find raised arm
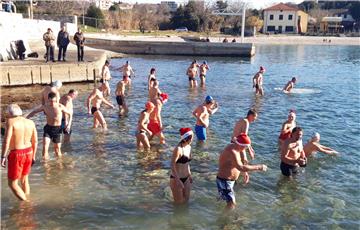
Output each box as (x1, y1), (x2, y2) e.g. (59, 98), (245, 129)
(26, 106), (44, 119)
(209, 103), (219, 115)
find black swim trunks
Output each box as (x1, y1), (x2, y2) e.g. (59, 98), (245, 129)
(255, 84), (259, 90)
(189, 77), (196, 81)
(116, 95), (125, 106)
(91, 107), (98, 115)
(43, 124), (62, 143)
(200, 74), (206, 78)
(280, 162), (298, 177)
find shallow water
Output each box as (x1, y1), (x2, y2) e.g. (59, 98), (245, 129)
(1, 45), (360, 229)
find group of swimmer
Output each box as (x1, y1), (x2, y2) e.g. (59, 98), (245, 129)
(1, 60), (338, 211)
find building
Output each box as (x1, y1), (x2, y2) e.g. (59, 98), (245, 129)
(94, 0), (112, 10)
(160, 1), (178, 12)
(335, 10), (355, 32)
(263, 3), (308, 34)
(320, 17), (342, 33)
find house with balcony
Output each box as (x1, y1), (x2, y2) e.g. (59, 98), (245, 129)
(263, 3), (308, 34)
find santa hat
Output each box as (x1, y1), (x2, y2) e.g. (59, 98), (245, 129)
(234, 133), (251, 147)
(160, 93), (168, 104)
(179, 127), (193, 141)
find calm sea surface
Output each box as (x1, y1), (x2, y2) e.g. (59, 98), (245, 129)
(1, 45), (360, 229)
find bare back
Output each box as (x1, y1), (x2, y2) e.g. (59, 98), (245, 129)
(115, 80), (126, 96)
(60, 95), (73, 122)
(231, 118), (249, 140)
(149, 87), (160, 103)
(217, 144), (242, 180)
(6, 117), (35, 150)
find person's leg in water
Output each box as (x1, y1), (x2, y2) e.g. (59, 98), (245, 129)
(8, 179), (27, 201)
(54, 142), (62, 158)
(20, 175), (30, 197)
(42, 136), (51, 160)
(94, 111), (107, 130)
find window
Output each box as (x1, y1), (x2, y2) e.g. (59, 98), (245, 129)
(270, 15), (274, 20)
(267, 26), (275, 31)
(288, 15), (293, 20)
(279, 15), (283, 20)
(285, 26), (294, 32)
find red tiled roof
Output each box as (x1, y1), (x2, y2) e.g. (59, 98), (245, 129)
(264, 3), (298, 11)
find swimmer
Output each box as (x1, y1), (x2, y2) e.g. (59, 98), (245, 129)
(148, 93), (168, 144)
(1, 104), (37, 201)
(304, 132), (338, 157)
(27, 92), (71, 160)
(231, 109), (258, 165)
(136, 101), (155, 150)
(59, 89), (78, 143)
(87, 84), (115, 130)
(100, 60), (111, 97)
(148, 68), (156, 91)
(192, 95), (219, 142)
(148, 79), (162, 104)
(187, 61), (199, 87)
(279, 110), (297, 148)
(217, 133), (267, 210)
(41, 80), (62, 105)
(115, 76), (130, 116)
(283, 77), (297, 93)
(170, 127), (193, 204)
(253, 66), (265, 96)
(117, 60), (135, 86)
(280, 127), (307, 177)
(199, 61), (210, 86)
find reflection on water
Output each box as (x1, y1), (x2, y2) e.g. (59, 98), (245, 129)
(1, 45), (360, 229)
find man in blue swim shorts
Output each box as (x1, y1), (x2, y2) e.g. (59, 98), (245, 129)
(217, 133), (267, 210)
(192, 95), (219, 142)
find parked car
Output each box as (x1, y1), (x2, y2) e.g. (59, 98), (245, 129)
(175, 27), (188, 32)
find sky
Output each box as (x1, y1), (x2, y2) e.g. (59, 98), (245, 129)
(122, 0), (304, 9)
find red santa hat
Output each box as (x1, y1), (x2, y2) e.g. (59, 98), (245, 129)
(179, 127), (193, 141)
(234, 133), (251, 147)
(160, 93), (168, 104)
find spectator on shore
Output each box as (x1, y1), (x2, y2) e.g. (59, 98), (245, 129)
(57, 25), (70, 62)
(74, 28), (85, 62)
(232, 38), (236, 43)
(222, 38), (228, 43)
(43, 28), (56, 63)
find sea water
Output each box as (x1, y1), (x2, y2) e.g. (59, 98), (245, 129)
(1, 45), (360, 229)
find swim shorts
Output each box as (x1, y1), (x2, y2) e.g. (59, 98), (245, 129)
(91, 107), (98, 115)
(61, 119), (72, 135)
(148, 119), (161, 135)
(255, 84), (259, 89)
(43, 124), (62, 143)
(200, 74), (206, 79)
(116, 95), (125, 106)
(189, 77), (196, 81)
(216, 176), (236, 203)
(195, 125), (206, 141)
(280, 161), (298, 177)
(7, 147), (33, 180)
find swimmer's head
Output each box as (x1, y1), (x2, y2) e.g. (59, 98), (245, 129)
(288, 110), (296, 121)
(126, 60), (130, 65)
(68, 89), (78, 99)
(259, 66), (266, 73)
(179, 127), (193, 143)
(291, 127), (303, 140)
(203, 61), (207, 65)
(291, 77), (297, 83)
(150, 68), (156, 74)
(105, 60), (110, 66)
(234, 133), (251, 149)
(52, 80), (62, 89)
(247, 109), (258, 122)
(159, 93), (168, 104)
(205, 95), (214, 104)
(48, 92), (57, 104)
(312, 132), (320, 142)
(7, 104), (22, 117)
(145, 101), (155, 112)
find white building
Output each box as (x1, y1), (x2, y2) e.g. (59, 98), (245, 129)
(94, 0), (112, 10)
(160, 1), (178, 12)
(263, 3), (308, 34)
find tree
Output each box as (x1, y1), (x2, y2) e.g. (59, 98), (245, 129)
(246, 15), (263, 31)
(86, 4), (105, 28)
(216, 1), (228, 10)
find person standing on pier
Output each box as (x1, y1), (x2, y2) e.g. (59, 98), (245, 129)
(27, 92), (71, 160)
(100, 60), (112, 97)
(43, 28), (56, 63)
(253, 66), (265, 96)
(199, 61), (210, 86)
(59, 89), (78, 143)
(74, 28), (85, 62)
(1, 104), (37, 201)
(115, 76), (130, 116)
(57, 25), (70, 62)
(192, 95), (219, 142)
(117, 61), (135, 86)
(87, 84), (115, 130)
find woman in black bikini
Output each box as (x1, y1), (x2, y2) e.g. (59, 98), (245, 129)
(170, 127), (193, 204)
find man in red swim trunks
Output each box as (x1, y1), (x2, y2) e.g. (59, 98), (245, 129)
(148, 93), (168, 144)
(1, 104), (38, 201)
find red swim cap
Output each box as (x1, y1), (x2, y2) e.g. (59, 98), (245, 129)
(145, 101), (155, 110)
(234, 133), (251, 147)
